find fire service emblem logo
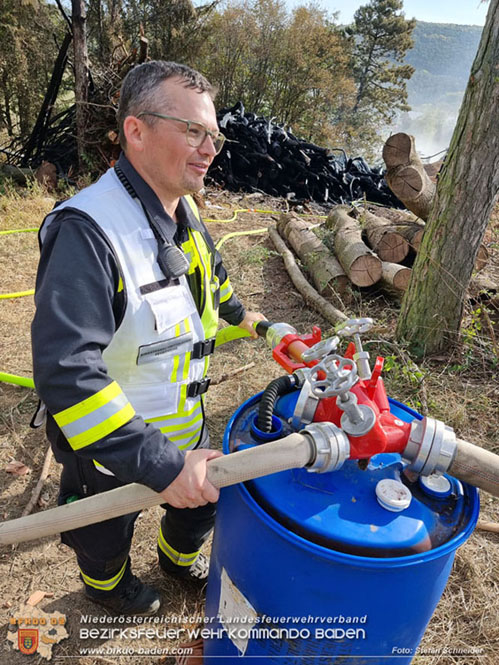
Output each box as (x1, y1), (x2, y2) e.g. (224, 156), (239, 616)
(18, 628), (39, 655)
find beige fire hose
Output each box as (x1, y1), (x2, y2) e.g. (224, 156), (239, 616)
(0, 432), (313, 547)
(0, 431), (498, 547)
(449, 439), (499, 497)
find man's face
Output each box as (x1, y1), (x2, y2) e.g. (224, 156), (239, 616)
(137, 78), (219, 204)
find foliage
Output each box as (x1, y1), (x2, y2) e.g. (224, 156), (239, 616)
(197, 0), (355, 146)
(0, 0), (65, 138)
(343, 0), (416, 157)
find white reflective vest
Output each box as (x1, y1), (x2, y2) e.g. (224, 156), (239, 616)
(41, 168), (218, 470)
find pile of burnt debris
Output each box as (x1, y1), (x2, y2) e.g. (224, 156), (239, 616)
(3, 91), (401, 209)
(209, 102), (403, 207)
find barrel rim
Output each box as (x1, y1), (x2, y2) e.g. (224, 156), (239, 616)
(223, 392), (480, 569)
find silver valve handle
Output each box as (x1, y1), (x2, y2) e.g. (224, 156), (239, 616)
(335, 317), (374, 337)
(301, 335), (340, 363)
(309, 353), (376, 438)
(309, 354), (358, 398)
(335, 317), (373, 380)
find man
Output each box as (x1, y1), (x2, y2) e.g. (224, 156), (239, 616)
(31, 61), (265, 616)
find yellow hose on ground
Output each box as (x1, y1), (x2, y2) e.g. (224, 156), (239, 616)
(0, 289), (35, 300)
(0, 228), (38, 236)
(0, 372), (35, 389)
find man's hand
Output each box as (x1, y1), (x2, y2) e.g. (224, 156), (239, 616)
(238, 311), (267, 339)
(159, 448), (223, 509)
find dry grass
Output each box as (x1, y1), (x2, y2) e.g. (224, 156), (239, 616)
(0, 184), (497, 664)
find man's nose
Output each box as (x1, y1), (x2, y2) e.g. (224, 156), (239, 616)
(199, 134), (217, 157)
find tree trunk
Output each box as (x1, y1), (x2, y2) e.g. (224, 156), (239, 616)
(355, 207), (409, 262)
(383, 133), (436, 220)
(326, 207), (382, 287)
(72, 0), (89, 172)
(396, 0), (499, 356)
(277, 212), (350, 301)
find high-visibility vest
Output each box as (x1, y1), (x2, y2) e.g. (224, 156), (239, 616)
(40, 167), (221, 472)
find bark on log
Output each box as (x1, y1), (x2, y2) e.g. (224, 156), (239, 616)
(380, 262), (412, 293)
(277, 212), (350, 302)
(268, 226), (348, 325)
(383, 133), (436, 220)
(326, 207), (382, 287)
(391, 221), (426, 252)
(355, 208), (409, 262)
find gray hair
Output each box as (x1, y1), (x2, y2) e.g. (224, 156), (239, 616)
(117, 61), (214, 150)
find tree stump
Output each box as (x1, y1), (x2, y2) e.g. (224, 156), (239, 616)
(326, 207), (382, 287)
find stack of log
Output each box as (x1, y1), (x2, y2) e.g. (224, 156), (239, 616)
(274, 203), (425, 306)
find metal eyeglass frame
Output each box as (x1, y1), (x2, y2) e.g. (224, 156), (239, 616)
(136, 111), (226, 154)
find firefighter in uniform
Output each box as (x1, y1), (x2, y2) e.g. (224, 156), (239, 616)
(31, 61), (265, 615)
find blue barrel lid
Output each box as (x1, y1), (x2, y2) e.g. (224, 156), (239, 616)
(225, 393), (472, 558)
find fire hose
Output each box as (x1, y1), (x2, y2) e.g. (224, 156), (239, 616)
(0, 428), (498, 546)
(0, 318), (498, 547)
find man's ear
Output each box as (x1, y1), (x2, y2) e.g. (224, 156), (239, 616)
(123, 116), (146, 152)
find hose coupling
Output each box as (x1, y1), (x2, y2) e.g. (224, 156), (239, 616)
(265, 322), (298, 350)
(303, 422), (350, 474)
(403, 417), (457, 477)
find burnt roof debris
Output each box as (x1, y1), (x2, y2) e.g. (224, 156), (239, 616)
(209, 102), (403, 208)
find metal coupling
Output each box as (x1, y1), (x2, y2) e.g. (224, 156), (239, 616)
(265, 322), (298, 350)
(291, 374), (319, 428)
(402, 417), (457, 476)
(302, 422), (350, 474)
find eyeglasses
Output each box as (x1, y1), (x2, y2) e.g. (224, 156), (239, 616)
(137, 112), (226, 154)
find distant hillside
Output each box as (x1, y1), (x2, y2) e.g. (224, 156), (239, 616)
(392, 21), (483, 157)
(405, 21), (483, 106)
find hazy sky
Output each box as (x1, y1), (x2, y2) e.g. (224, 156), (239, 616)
(286, 0), (489, 26)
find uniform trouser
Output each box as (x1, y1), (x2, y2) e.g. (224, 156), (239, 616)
(51, 428), (216, 593)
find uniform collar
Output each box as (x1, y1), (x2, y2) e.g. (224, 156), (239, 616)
(115, 153), (200, 242)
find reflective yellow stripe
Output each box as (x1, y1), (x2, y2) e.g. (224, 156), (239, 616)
(177, 425), (203, 449)
(159, 413), (202, 434)
(54, 381), (122, 428)
(158, 529), (199, 567)
(144, 399), (201, 423)
(68, 403), (135, 450)
(80, 558), (128, 591)
(219, 276), (233, 303)
(170, 322), (182, 383)
(184, 195), (201, 222)
(117, 276), (124, 293)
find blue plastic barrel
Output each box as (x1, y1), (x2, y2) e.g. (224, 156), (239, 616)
(204, 393), (479, 664)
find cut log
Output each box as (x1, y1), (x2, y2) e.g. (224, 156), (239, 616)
(277, 212), (350, 301)
(355, 208), (409, 263)
(0, 164), (33, 185)
(383, 133), (436, 221)
(391, 221), (426, 252)
(326, 207), (382, 287)
(475, 244), (489, 272)
(268, 226), (348, 325)
(380, 262), (412, 293)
